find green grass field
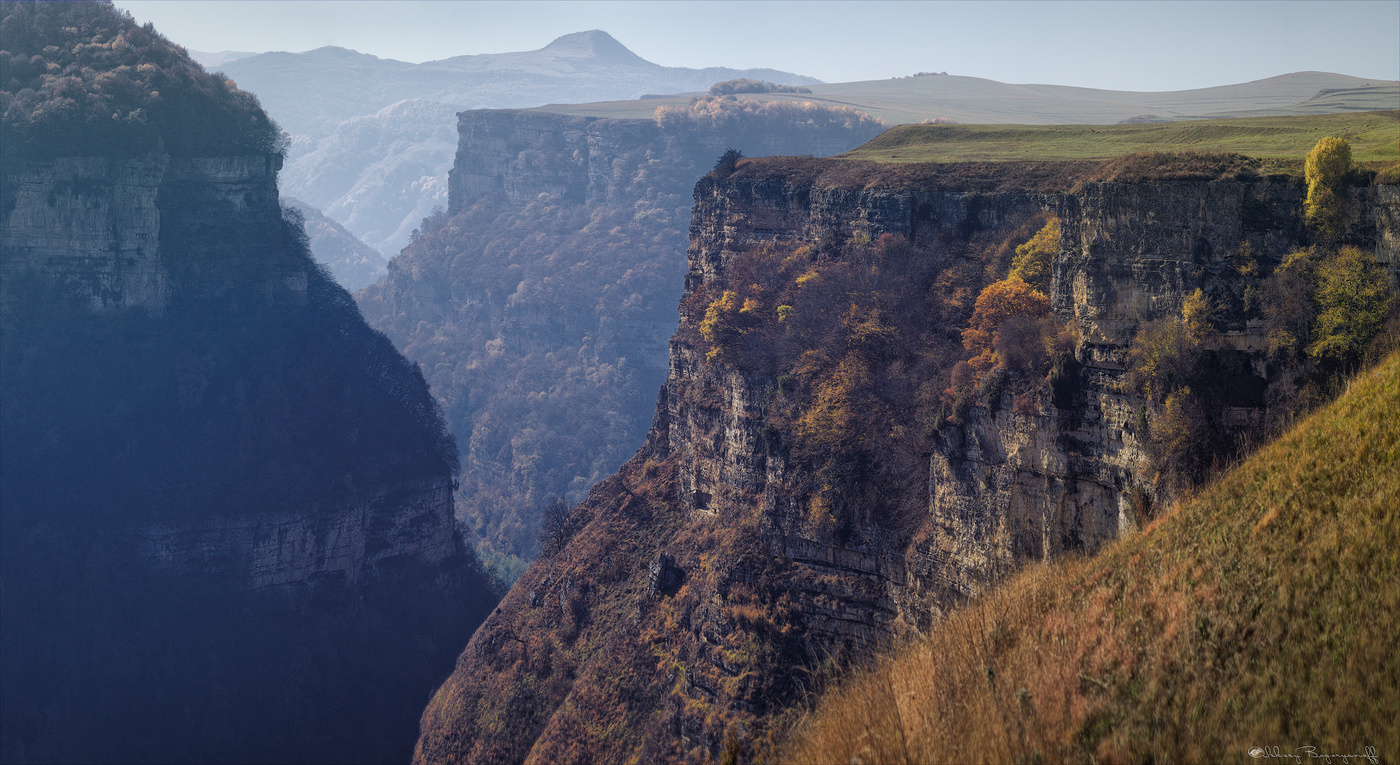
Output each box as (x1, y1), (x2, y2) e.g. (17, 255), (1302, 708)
(837, 111), (1400, 170)
(534, 71), (1399, 127)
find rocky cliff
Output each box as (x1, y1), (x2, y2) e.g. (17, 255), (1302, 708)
(359, 103), (886, 580)
(0, 144), (494, 765)
(1, 149), (465, 590)
(449, 108), (871, 209)
(415, 154), (1398, 762)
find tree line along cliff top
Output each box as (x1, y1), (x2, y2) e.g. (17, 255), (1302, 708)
(0, 0), (283, 162)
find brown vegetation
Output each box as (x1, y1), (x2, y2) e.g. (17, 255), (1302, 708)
(1086, 151), (1262, 183)
(731, 155), (1103, 193)
(707, 78), (812, 96)
(655, 95), (885, 138)
(783, 351), (1400, 764)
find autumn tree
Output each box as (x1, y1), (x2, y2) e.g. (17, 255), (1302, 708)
(1308, 246), (1395, 369)
(1125, 318), (1199, 404)
(536, 497), (571, 556)
(1304, 137), (1352, 242)
(1182, 287), (1214, 340)
(962, 274), (1052, 375)
(1149, 386), (1211, 494)
(1009, 217), (1060, 293)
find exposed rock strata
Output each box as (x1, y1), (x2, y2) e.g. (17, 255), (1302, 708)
(361, 108), (884, 574)
(416, 160), (1398, 762)
(449, 109), (870, 209)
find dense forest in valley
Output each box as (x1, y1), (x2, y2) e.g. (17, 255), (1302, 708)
(1, 4), (497, 762)
(358, 98), (886, 581)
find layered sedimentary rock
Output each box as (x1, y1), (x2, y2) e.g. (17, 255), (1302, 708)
(449, 109), (870, 209)
(416, 155), (1398, 762)
(360, 107), (885, 576)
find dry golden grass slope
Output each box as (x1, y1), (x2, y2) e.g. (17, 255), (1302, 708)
(784, 353), (1400, 764)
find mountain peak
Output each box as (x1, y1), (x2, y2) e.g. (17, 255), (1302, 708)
(539, 30), (645, 64)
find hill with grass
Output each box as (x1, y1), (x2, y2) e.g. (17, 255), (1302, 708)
(219, 31), (818, 257)
(838, 110), (1400, 172)
(784, 350), (1400, 763)
(532, 71), (1399, 125)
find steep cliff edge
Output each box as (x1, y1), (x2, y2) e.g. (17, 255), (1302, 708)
(416, 153), (1397, 762)
(359, 102), (885, 580)
(1, 4), (494, 762)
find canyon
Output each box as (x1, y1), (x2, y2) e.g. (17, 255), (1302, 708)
(415, 149), (1398, 761)
(358, 102), (886, 579)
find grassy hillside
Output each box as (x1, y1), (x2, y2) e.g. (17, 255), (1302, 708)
(783, 352), (1400, 763)
(840, 111), (1400, 170)
(534, 71), (1399, 126)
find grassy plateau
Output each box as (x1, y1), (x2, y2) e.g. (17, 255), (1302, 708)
(534, 71), (1398, 127)
(837, 111), (1400, 171)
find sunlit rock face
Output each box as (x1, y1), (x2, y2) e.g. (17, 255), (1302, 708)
(415, 152), (1397, 763)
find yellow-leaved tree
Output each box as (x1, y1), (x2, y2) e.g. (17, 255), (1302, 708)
(1009, 217), (1059, 293)
(1304, 136), (1352, 242)
(1308, 246), (1395, 369)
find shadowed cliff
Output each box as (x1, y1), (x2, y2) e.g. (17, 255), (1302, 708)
(0, 3), (497, 761)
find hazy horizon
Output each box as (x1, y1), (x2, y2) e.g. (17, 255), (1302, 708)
(116, 1), (1400, 92)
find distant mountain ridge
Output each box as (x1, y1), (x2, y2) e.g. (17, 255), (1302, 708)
(220, 30), (820, 260)
(188, 49), (257, 68)
(539, 70), (1400, 125)
(218, 30), (821, 138)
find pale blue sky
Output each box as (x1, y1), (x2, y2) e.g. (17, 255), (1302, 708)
(116, 1), (1400, 91)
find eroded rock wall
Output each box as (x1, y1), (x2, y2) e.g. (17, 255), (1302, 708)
(415, 164), (1399, 763)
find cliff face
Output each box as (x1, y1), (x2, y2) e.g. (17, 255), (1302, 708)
(360, 105), (886, 579)
(416, 157), (1398, 762)
(450, 109), (867, 209)
(1, 149), (489, 765)
(2, 150), (463, 591)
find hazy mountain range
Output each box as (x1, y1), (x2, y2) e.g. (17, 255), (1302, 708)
(206, 31), (821, 138)
(194, 33), (1396, 277)
(192, 31), (817, 260)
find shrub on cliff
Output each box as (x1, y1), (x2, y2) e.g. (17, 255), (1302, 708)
(961, 274), (1052, 376)
(1264, 245), (1397, 379)
(1125, 317), (1200, 404)
(1304, 136), (1352, 242)
(1309, 247), (1391, 366)
(1008, 216), (1059, 293)
(713, 146), (744, 177)
(0, 1), (282, 161)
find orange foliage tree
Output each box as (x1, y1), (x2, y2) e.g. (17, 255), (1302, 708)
(961, 274), (1052, 375)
